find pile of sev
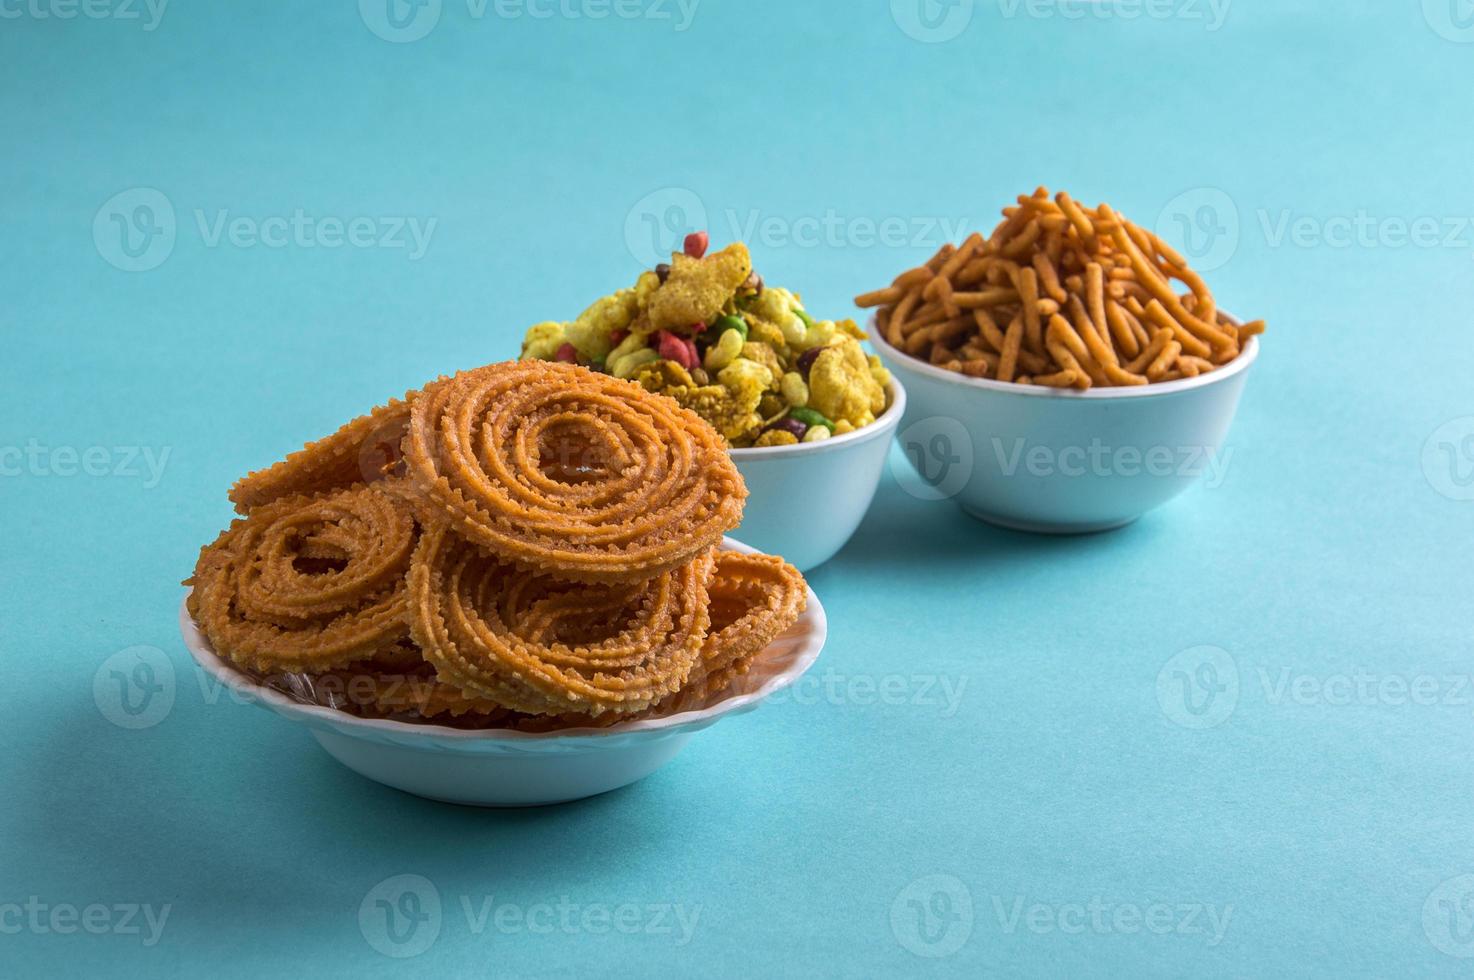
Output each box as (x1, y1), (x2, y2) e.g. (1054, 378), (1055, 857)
(857, 188), (1265, 389)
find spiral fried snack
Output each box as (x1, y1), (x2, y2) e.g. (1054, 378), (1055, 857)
(229, 398), (412, 512)
(680, 552), (807, 701)
(188, 483), (417, 673)
(293, 666), (603, 732)
(403, 360), (746, 584)
(408, 521), (713, 716)
(352, 669), (618, 731)
(359, 669), (511, 720)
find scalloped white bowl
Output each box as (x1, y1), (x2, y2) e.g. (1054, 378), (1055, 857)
(180, 538), (825, 807)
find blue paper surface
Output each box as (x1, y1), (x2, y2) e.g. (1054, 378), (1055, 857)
(2, 1), (1473, 976)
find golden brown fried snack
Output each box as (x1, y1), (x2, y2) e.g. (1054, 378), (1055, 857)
(408, 521), (713, 717)
(678, 551), (807, 702)
(358, 669), (509, 719)
(318, 550), (806, 726)
(647, 242), (752, 333)
(188, 482), (418, 673)
(223, 547), (809, 730)
(858, 189), (1265, 388)
(402, 360), (745, 584)
(321, 666), (617, 730)
(229, 398), (412, 512)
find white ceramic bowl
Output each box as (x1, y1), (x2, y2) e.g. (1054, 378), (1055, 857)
(871, 317), (1259, 533)
(728, 376), (905, 571)
(179, 539), (825, 807)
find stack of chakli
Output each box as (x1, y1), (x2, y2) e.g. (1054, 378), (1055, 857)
(187, 360), (807, 731)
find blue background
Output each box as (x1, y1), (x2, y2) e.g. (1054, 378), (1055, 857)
(3, 1), (1473, 976)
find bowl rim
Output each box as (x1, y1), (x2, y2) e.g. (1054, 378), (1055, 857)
(726, 374), (906, 461)
(179, 537), (826, 743)
(869, 312), (1258, 401)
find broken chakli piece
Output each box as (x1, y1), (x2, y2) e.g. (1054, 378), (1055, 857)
(187, 360), (807, 731)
